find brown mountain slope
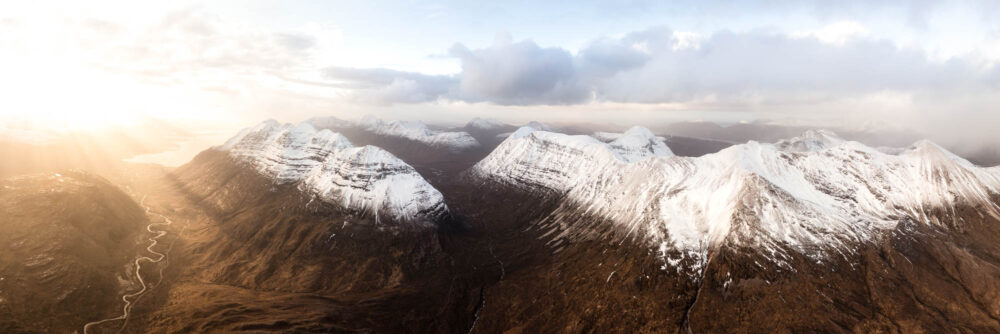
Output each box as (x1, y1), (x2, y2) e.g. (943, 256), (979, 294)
(0, 171), (146, 334)
(120, 150), (481, 333)
(449, 176), (1000, 333)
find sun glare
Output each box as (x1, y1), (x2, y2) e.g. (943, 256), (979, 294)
(1, 24), (142, 131)
(0, 5), (218, 133)
(1, 66), (147, 131)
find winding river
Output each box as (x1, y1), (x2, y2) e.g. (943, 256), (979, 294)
(82, 195), (175, 334)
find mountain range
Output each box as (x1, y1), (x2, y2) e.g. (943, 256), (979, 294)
(2, 116), (1000, 332)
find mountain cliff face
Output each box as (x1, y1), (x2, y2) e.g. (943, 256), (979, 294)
(216, 120), (449, 224)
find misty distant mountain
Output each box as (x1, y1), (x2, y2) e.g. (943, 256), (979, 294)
(659, 121), (914, 146)
(461, 117), (518, 149)
(659, 121), (1000, 167)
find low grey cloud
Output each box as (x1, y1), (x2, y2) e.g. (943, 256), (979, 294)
(448, 36), (587, 105)
(576, 37), (650, 78)
(322, 67), (457, 104)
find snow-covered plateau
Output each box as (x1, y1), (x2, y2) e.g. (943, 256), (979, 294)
(217, 120), (449, 224)
(470, 125), (1000, 266)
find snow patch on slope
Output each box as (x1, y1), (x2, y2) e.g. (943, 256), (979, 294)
(218, 120), (449, 224)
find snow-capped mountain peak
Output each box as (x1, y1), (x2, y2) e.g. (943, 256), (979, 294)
(508, 125), (542, 139)
(217, 120), (449, 224)
(904, 139), (969, 164)
(471, 125), (673, 193)
(607, 126), (674, 162)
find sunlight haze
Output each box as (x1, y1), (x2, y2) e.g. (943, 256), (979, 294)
(2, 0), (999, 152)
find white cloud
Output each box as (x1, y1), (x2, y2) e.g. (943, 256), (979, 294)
(973, 38), (1000, 69)
(671, 31), (705, 50)
(792, 21), (869, 45)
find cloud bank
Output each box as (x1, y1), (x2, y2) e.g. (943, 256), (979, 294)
(324, 27), (997, 109)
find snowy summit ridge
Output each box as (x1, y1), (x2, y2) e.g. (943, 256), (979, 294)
(472, 124), (673, 192)
(471, 127), (1000, 266)
(218, 120), (449, 224)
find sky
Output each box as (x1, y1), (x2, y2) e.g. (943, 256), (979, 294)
(1, 0), (999, 146)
